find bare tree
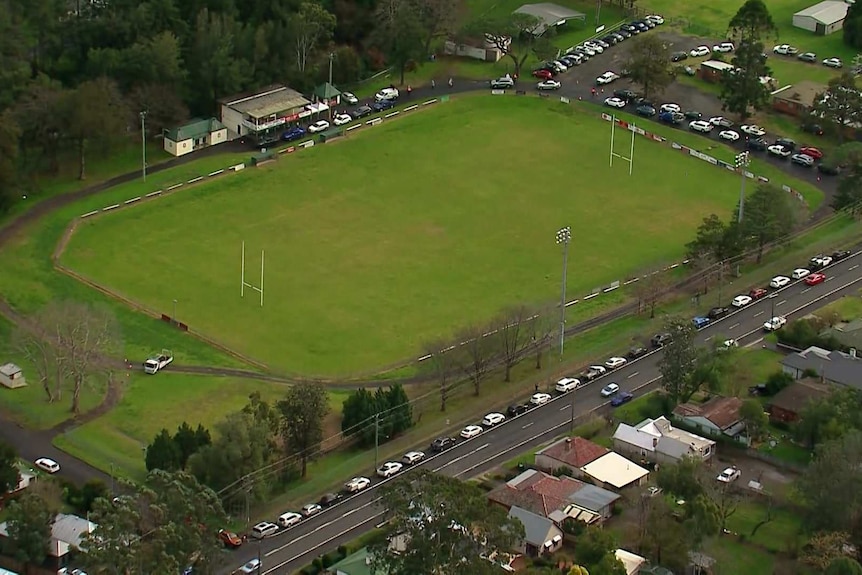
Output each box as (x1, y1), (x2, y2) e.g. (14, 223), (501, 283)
(12, 325), (62, 402)
(634, 269), (671, 318)
(495, 305), (531, 382)
(454, 325), (498, 396)
(523, 308), (553, 370)
(422, 338), (458, 412)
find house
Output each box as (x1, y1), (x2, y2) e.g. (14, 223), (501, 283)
(781, 345), (862, 389)
(218, 84), (313, 145)
(508, 506), (563, 557)
(0, 364), (25, 389)
(0, 513), (95, 573)
(698, 60), (734, 83)
(615, 549), (647, 575)
(768, 379), (831, 423)
(535, 436), (609, 479)
(162, 118), (228, 157)
(580, 452), (650, 490)
(326, 547), (386, 575)
(793, 1), (849, 35)
(613, 417), (716, 465)
(514, 3), (586, 35)
(772, 81), (827, 116)
(673, 396), (747, 443)
(824, 318), (862, 350)
(443, 36), (508, 62)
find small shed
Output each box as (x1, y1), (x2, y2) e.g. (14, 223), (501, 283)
(772, 80), (827, 116)
(163, 118), (228, 157)
(313, 83), (342, 107)
(698, 60), (734, 83)
(514, 3), (585, 35)
(0, 363), (26, 389)
(793, 1), (849, 35)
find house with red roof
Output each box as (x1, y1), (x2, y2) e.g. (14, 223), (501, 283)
(534, 436), (609, 480)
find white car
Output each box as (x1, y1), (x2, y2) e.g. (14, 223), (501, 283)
(460, 425), (484, 439)
(481, 412), (506, 426)
(239, 559), (262, 574)
(376, 461), (404, 478)
(35, 458), (60, 473)
(719, 130), (739, 141)
(531, 392), (552, 406)
(605, 357), (628, 369)
(589, 365), (607, 376)
(823, 57), (843, 68)
(577, 44), (597, 56)
(722, 339), (738, 349)
(251, 522), (278, 539)
(645, 14), (664, 24)
(689, 120), (713, 133)
(374, 87), (399, 101)
(555, 377), (580, 393)
(709, 116), (733, 127)
(690, 46), (710, 57)
(763, 316), (787, 331)
(770, 275), (791, 288)
(791, 153), (814, 167)
(537, 79), (561, 91)
(767, 144), (792, 158)
(278, 511), (303, 527)
(792, 268), (811, 279)
(740, 124), (766, 136)
(716, 467), (741, 483)
(402, 451), (425, 465)
(773, 44), (798, 55)
(660, 103), (681, 113)
(344, 477), (371, 493)
(596, 71), (620, 85)
(600, 383), (620, 397)
(341, 92), (359, 104)
(732, 295), (752, 307)
(811, 255), (833, 268)
(308, 120), (330, 133)
(604, 97), (626, 108)
(552, 60), (569, 71)
(582, 43), (602, 54)
(713, 42), (735, 53)
(301, 503), (322, 517)
(332, 113), (352, 126)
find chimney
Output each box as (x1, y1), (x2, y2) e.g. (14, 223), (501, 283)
(851, 348), (857, 359)
(565, 438), (572, 451)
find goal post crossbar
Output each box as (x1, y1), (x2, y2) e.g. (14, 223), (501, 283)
(241, 241), (265, 307)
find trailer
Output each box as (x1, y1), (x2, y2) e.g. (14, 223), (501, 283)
(143, 349), (173, 374)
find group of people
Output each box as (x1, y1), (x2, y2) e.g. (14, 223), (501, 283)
(429, 78), (454, 89)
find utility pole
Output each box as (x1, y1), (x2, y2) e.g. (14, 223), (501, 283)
(735, 151), (750, 224)
(328, 52), (335, 121)
(717, 262), (723, 306)
(595, 0), (601, 27)
(140, 110), (148, 182)
(556, 227), (572, 361)
(374, 413), (380, 470)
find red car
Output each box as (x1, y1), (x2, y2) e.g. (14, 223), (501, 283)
(218, 529), (243, 548)
(533, 69), (554, 80)
(749, 287), (768, 299)
(800, 147), (823, 159)
(805, 272), (826, 285)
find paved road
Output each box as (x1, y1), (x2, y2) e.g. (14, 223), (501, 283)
(220, 251), (862, 574)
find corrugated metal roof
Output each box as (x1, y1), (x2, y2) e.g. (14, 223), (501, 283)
(795, 0), (849, 25)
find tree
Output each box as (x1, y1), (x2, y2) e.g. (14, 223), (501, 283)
(634, 269), (671, 319)
(289, 2), (336, 74)
(832, 143), (862, 215)
(573, 525), (618, 567)
(633, 496), (692, 573)
(385, 383), (413, 436)
(0, 112), (19, 214)
(811, 73), (862, 143)
(803, 531), (855, 571)
(845, 1), (862, 49)
(0, 441), (19, 494)
(82, 470), (227, 575)
(476, 12), (544, 79)
(524, 309), (553, 370)
(454, 325), (498, 396)
(373, 0), (426, 85)
(827, 557), (862, 575)
(495, 305), (530, 382)
(341, 388), (377, 445)
(145, 428), (182, 472)
(719, 40), (771, 120)
(685, 214), (744, 266)
(739, 398), (768, 440)
(568, 567), (590, 575)
(370, 470), (523, 575)
(795, 388), (861, 449)
(656, 456), (704, 501)
(422, 338), (458, 411)
(3, 493), (54, 566)
(658, 318), (699, 405)
(589, 554), (626, 575)
(279, 382), (329, 478)
(727, 0), (777, 43)
(737, 183), (799, 262)
(417, 0), (464, 54)
(172, 422), (210, 469)
(626, 35), (674, 100)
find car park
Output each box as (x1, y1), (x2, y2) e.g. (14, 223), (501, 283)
(481, 412), (506, 426)
(490, 75), (515, 89)
(278, 511), (303, 527)
(684, 110), (702, 120)
(823, 57), (843, 68)
(645, 14), (664, 24)
(747, 137), (768, 151)
(611, 391), (634, 406)
(531, 392), (552, 406)
(600, 383), (620, 397)
(749, 288), (768, 299)
(713, 42), (734, 53)
(555, 377), (581, 393)
(719, 130), (739, 141)
(239, 559), (263, 574)
(308, 120), (330, 133)
(552, 59), (569, 70)
(537, 79), (561, 90)
(659, 111), (684, 124)
(614, 89), (638, 101)
(375, 87), (399, 101)
(773, 44), (798, 55)
(708, 307), (729, 319)
(430, 436), (456, 452)
(628, 346), (648, 359)
(800, 147), (823, 159)
(716, 467), (741, 483)
(636, 104), (656, 116)
(605, 97), (626, 108)
(709, 116), (734, 127)
(344, 477), (371, 493)
(671, 51), (688, 62)
(692, 316), (711, 329)
(333, 113), (352, 126)
(342, 92), (358, 105)
(767, 144), (791, 158)
(770, 275), (791, 288)
(805, 272), (826, 285)
(35, 457), (60, 473)
(300, 504), (322, 517)
(763, 316), (787, 331)
(251, 522), (279, 539)
(776, 137), (796, 151)
(596, 71), (620, 85)
(732, 295), (752, 307)
(791, 153), (814, 167)
(319, 492), (344, 507)
(533, 69), (554, 80)
(651, 333), (672, 347)
(741, 124), (766, 136)
(798, 52), (817, 62)
(791, 268), (811, 279)
(351, 105), (372, 119)
(605, 357), (628, 369)
(689, 46), (710, 57)
(282, 126), (306, 141)
(376, 461), (404, 478)
(402, 451), (426, 465)
(689, 120), (712, 133)
(507, 404), (528, 417)
(219, 529), (243, 548)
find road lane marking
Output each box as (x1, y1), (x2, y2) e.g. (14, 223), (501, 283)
(744, 337), (764, 348)
(522, 422), (534, 429)
(850, 264), (859, 271)
(560, 405), (570, 411)
(753, 311), (764, 317)
(432, 443), (489, 472)
(826, 276), (834, 282)
(729, 323), (739, 330)
(704, 336), (712, 341)
(627, 372), (639, 379)
(776, 300), (786, 306)
(801, 287), (810, 294)
(265, 499), (382, 556)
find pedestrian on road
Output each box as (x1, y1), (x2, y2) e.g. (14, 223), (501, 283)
(407, 85), (413, 96)
(591, 87), (596, 98)
(431, 79), (436, 89)
(448, 77), (453, 87)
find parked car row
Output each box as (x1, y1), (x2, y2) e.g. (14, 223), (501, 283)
(772, 43), (843, 68)
(279, 87), (402, 142)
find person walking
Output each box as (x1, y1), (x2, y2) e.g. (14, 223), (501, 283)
(448, 77), (453, 87)
(431, 79), (436, 89)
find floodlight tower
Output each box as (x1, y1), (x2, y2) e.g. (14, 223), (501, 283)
(556, 226), (571, 361)
(735, 151), (750, 223)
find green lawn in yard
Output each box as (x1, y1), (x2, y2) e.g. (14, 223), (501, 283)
(60, 95), (774, 377)
(725, 500), (805, 553)
(612, 391), (667, 425)
(720, 348), (784, 396)
(815, 289), (862, 321)
(705, 538), (776, 574)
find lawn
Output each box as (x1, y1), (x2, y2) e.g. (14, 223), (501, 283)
(705, 537), (777, 574)
(815, 289), (862, 321)
(60, 95), (768, 377)
(724, 500), (805, 553)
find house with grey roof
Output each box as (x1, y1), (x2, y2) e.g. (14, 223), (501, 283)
(613, 417), (715, 465)
(514, 3), (585, 35)
(0, 513), (95, 573)
(781, 345), (862, 389)
(508, 506), (563, 557)
(824, 319), (862, 351)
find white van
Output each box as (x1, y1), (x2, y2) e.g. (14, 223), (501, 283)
(251, 521), (279, 539)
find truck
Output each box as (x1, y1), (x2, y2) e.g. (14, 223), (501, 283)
(143, 350), (173, 374)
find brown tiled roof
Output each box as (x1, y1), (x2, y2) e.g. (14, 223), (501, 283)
(673, 396), (743, 430)
(539, 437), (609, 468)
(488, 485), (553, 516)
(489, 471), (587, 517)
(768, 379), (831, 413)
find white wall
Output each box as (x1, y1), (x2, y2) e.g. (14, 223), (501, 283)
(220, 105), (246, 140)
(793, 14), (817, 32)
(209, 128), (228, 145)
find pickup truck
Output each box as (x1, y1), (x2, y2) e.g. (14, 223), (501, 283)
(144, 350), (173, 374)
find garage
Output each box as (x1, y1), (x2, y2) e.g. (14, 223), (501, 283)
(792, 0), (850, 35)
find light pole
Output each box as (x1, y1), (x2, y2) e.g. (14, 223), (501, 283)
(328, 52), (335, 121)
(735, 151), (750, 224)
(140, 111), (148, 182)
(373, 413), (380, 470)
(556, 226), (571, 362)
(769, 293), (777, 319)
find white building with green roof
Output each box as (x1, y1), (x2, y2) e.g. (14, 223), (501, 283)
(163, 117), (228, 157)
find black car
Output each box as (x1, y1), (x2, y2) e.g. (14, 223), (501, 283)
(708, 307), (730, 320)
(430, 436), (456, 452)
(622, 24), (638, 34)
(636, 104), (656, 117)
(613, 89), (638, 101)
(507, 404), (528, 417)
(802, 122), (824, 136)
(602, 34), (619, 45)
(651, 333), (673, 348)
(319, 492), (344, 508)
(775, 137), (796, 151)
(617, 28), (632, 38)
(671, 51), (688, 62)
(372, 100), (394, 112)
(627, 346), (648, 359)
(610, 32), (626, 42)
(351, 105), (373, 119)
(817, 162), (841, 175)
(833, 249), (852, 261)
(747, 137), (768, 151)
(684, 110), (702, 120)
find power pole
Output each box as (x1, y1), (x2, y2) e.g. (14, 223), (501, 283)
(328, 52), (335, 121)
(374, 413), (380, 470)
(140, 110), (148, 181)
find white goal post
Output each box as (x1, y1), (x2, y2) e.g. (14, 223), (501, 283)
(241, 241), (265, 307)
(609, 116), (635, 176)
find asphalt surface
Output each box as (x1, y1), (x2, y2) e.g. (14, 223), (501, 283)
(220, 250), (862, 574)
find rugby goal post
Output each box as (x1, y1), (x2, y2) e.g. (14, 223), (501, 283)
(241, 241), (265, 307)
(609, 116), (635, 176)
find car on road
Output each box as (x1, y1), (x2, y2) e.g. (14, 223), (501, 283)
(531, 392), (552, 406)
(351, 105), (373, 119)
(537, 79), (561, 90)
(721, 339), (738, 350)
(490, 75), (515, 89)
(342, 92), (359, 105)
(689, 120), (712, 133)
(713, 42), (734, 53)
(430, 436), (456, 452)
(555, 377), (581, 393)
(251, 522), (279, 539)
(374, 87), (399, 101)
(332, 113), (352, 126)
(767, 144), (792, 158)
(533, 69), (554, 79)
(636, 104), (656, 117)
(805, 272), (826, 285)
(319, 492), (344, 507)
(823, 57), (843, 68)
(708, 307), (730, 319)
(709, 116), (734, 127)
(719, 130), (739, 141)
(308, 120), (330, 133)
(507, 404), (528, 417)
(604, 97), (626, 108)
(773, 44), (798, 55)
(651, 333), (673, 347)
(278, 511), (303, 527)
(628, 346), (648, 359)
(716, 467), (741, 483)
(763, 316), (787, 331)
(376, 461), (404, 478)
(219, 529), (243, 548)
(402, 451), (426, 465)
(749, 288), (768, 300)
(460, 425), (483, 439)
(596, 71), (620, 85)
(588, 365), (607, 378)
(344, 477), (371, 493)
(692, 316), (711, 329)
(282, 126), (306, 142)
(611, 391), (634, 406)
(371, 99), (394, 112)
(35, 458), (60, 473)
(791, 268), (811, 279)
(671, 51), (688, 62)
(690, 46), (710, 57)
(800, 147), (823, 159)
(810, 254), (833, 268)
(741, 124), (766, 136)
(747, 137), (768, 151)
(239, 559), (262, 574)
(605, 357), (628, 369)
(481, 412), (506, 426)
(732, 295), (752, 307)
(300, 504), (321, 518)
(600, 383), (620, 397)
(770, 275), (791, 288)
(833, 250), (852, 261)
(660, 103), (681, 113)
(798, 52), (817, 63)
(791, 153), (814, 167)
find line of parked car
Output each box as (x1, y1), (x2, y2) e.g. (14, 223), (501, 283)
(772, 43), (844, 69)
(670, 40), (844, 70)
